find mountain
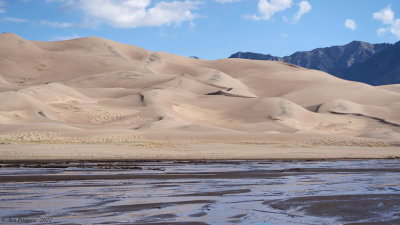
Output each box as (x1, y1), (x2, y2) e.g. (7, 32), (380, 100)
(284, 41), (391, 76)
(342, 41), (400, 85)
(229, 41), (392, 84)
(229, 52), (282, 61)
(1, 33), (400, 144)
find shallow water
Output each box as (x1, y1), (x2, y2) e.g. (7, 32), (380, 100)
(1, 160), (400, 225)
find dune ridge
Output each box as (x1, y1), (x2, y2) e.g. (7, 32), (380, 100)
(0, 33), (400, 146)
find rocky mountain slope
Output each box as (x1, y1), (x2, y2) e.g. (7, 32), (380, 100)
(342, 41), (400, 85)
(229, 41), (394, 85)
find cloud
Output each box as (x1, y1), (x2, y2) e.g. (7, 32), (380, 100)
(293, 1), (311, 22)
(0, 0), (5, 13)
(281, 33), (289, 38)
(373, 5), (400, 39)
(45, 0), (70, 2)
(245, 0), (310, 23)
(344, 19), (356, 30)
(389, 19), (400, 39)
(48, 0), (201, 28)
(2, 17), (28, 23)
(40, 20), (73, 28)
(373, 5), (394, 24)
(214, 0), (241, 3)
(50, 33), (80, 41)
(377, 27), (387, 36)
(244, 0), (292, 21)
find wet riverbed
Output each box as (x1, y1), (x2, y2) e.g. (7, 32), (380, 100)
(1, 160), (400, 225)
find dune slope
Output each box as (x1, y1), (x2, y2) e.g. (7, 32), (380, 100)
(1, 33), (400, 145)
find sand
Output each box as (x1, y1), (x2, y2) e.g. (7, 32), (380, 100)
(0, 143), (399, 161)
(268, 194), (400, 224)
(0, 33), (400, 160)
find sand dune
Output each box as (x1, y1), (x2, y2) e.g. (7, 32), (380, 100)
(379, 84), (400, 94)
(0, 33), (400, 146)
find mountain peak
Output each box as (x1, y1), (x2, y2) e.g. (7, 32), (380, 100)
(343, 39), (400, 85)
(229, 41), (394, 84)
(348, 40), (366, 45)
(229, 52), (282, 61)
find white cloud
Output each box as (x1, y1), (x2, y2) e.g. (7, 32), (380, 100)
(2, 17), (28, 23)
(48, 0), (201, 28)
(50, 33), (80, 41)
(389, 19), (400, 39)
(214, 0), (241, 3)
(377, 27), (388, 36)
(0, 0), (5, 13)
(373, 5), (394, 24)
(345, 19), (356, 31)
(245, 0), (292, 21)
(46, 0), (70, 2)
(373, 5), (400, 39)
(41, 20), (73, 28)
(293, 0), (311, 22)
(281, 33), (288, 38)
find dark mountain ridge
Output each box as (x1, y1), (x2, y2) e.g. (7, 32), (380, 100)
(229, 52), (282, 61)
(342, 41), (400, 85)
(229, 41), (396, 85)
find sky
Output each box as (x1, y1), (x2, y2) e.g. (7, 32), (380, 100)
(1, 0), (400, 59)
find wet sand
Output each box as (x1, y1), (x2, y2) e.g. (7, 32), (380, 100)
(2, 167), (400, 182)
(0, 143), (400, 161)
(1, 160), (400, 224)
(268, 194), (400, 225)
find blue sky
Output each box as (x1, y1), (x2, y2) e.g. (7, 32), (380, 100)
(1, 0), (400, 59)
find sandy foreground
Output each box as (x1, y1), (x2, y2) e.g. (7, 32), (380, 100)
(1, 142), (399, 161)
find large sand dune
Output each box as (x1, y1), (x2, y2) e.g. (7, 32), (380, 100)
(1, 33), (400, 146)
